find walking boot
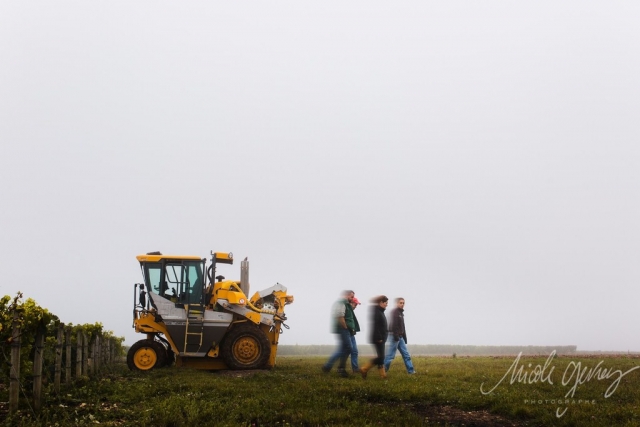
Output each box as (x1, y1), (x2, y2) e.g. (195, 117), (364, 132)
(360, 362), (374, 379)
(378, 366), (387, 379)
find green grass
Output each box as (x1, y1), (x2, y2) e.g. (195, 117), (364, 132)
(3, 355), (640, 426)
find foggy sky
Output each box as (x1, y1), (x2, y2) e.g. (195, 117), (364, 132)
(1, 1), (639, 351)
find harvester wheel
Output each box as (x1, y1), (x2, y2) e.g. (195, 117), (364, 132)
(165, 347), (176, 367)
(221, 323), (271, 370)
(157, 336), (175, 367)
(127, 339), (167, 371)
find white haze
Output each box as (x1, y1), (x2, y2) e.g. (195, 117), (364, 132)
(1, 1), (639, 352)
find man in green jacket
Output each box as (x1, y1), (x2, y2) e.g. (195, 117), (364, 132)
(348, 296), (361, 372)
(322, 290), (355, 377)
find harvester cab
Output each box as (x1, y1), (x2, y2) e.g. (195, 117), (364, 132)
(129, 251), (293, 371)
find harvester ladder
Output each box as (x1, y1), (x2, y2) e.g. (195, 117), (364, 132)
(183, 304), (205, 354)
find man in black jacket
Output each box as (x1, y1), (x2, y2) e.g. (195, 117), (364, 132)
(383, 297), (416, 374)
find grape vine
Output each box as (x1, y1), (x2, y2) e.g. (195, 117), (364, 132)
(0, 292), (125, 385)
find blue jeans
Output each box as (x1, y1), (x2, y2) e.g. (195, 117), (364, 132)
(384, 336), (415, 373)
(349, 335), (359, 371)
(323, 329), (353, 371)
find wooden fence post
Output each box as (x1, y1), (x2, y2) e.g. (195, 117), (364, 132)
(76, 330), (82, 378)
(65, 327), (72, 385)
(33, 325), (45, 412)
(96, 335), (101, 372)
(9, 310), (21, 413)
(90, 338), (95, 374)
(82, 332), (88, 376)
(55, 323), (64, 394)
(92, 338), (95, 374)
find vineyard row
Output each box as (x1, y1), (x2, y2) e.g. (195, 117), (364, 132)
(0, 293), (126, 416)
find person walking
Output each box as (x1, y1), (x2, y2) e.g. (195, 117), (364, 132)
(322, 290), (354, 377)
(384, 297), (416, 374)
(322, 294), (361, 374)
(349, 296), (361, 373)
(360, 295), (389, 379)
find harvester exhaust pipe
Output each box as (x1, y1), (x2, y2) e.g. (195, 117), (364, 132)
(240, 257), (250, 297)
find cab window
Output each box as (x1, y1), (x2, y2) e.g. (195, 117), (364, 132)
(165, 261), (204, 304)
(143, 265), (162, 295)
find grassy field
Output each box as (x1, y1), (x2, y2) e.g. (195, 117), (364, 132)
(3, 354), (640, 426)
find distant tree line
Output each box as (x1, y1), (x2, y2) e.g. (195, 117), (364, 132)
(278, 344), (578, 356)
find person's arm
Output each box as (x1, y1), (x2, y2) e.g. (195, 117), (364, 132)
(334, 301), (347, 329)
(338, 316), (347, 330)
(390, 309), (401, 340)
(375, 312), (384, 343)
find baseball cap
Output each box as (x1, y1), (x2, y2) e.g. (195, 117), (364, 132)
(352, 297), (361, 305)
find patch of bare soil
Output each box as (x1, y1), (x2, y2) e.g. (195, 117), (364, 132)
(411, 403), (535, 427)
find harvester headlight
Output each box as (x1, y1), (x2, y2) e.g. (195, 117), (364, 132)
(228, 252), (233, 260)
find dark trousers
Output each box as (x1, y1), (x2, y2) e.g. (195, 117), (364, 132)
(372, 341), (385, 367)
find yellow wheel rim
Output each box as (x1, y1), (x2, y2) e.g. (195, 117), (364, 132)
(133, 347), (157, 370)
(232, 336), (261, 365)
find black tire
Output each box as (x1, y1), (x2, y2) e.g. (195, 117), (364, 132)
(150, 340), (169, 368)
(157, 336), (175, 367)
(127, 339), (167, 371)
(221, 323), (271, 370)
(165, 347), (176, 367)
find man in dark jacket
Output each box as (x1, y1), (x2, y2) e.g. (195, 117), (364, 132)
(383, 297), (415, 374)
